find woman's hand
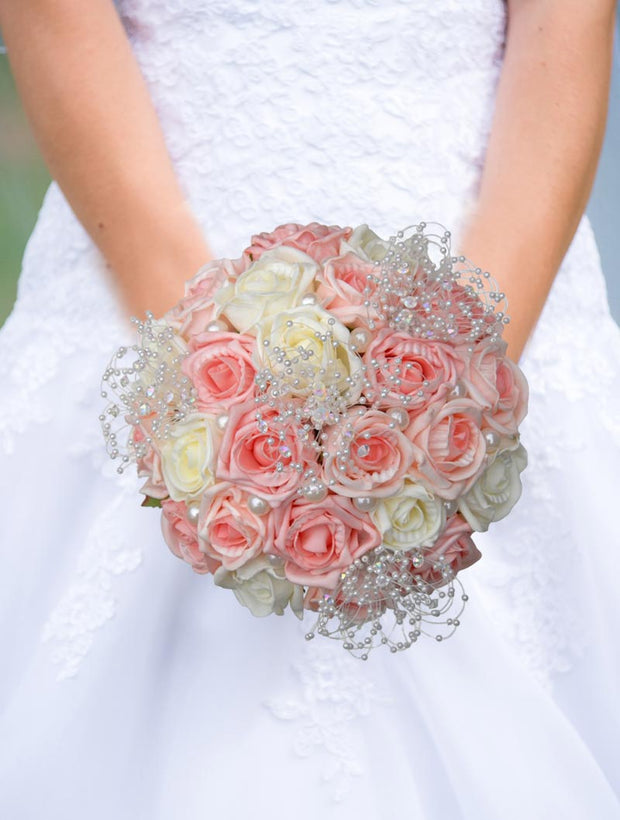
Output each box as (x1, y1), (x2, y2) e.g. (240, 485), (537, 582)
(0, 0), (213, 319)
(458, 0), (616, 362)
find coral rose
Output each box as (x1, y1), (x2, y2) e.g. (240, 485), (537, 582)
(363, 329), (464, 409)
(217, 401), (317, 505)
(243, 222), (352, 264)
(161, 499), (219, 575)
(182, 331), (256, 412)
(406, 398), (487, 500)
(270, 495), (381, 589)
(412, 514), (481, 586)
(198, 482), (271, 570)
(322, 408), (417, 498)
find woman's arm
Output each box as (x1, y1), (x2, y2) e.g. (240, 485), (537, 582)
(0, 0), (213, 319)
(458, 0), (616, 362)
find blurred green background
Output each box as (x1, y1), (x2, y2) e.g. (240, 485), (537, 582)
(0, 58), (50, 325)
(1, 30), (619, 329)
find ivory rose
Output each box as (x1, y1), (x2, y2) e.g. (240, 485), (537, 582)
(412, 514), (481, 586)
(243, 222), (352, 264)
(371, 479), (445, 551)
(216, 401), (316, 504)
(363, 330), (464, 409)
(214, 556), (304, 618)
(254, 304), (363, 403)
(406, 398), (487, 500)
(159, 414), (220, 502)
(322, 408), (417, 498)
(198, 482), (270, 570)
(161, 499), (219, 575)
(182, 331), (256, 412)
(213, 246), (318, 334)
(269, 495), (381, 589)
(340, 224), (390, 262)
(458, 444), (527, 532)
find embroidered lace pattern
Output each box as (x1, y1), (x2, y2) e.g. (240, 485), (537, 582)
(264, 644), (391, 802)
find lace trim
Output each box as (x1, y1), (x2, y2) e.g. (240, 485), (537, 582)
(41, 485), (143, 681)
(264, 645), (391, 802)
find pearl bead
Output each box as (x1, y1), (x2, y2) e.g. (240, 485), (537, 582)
(247, 495), (270, 515)
(206, 320), (228, 332)
(303, 482), (328, 502)
(186, 501), (201, 525)
(216, 413), (229, 430)
(443, 500), (458, 516)
(483, 430), (500, 450)
(387, 407), (409, 431)
(349, 327), (371, 352)
(301, 293), (318, 306)
(450, 381), (466, 399)
(353, 496), (377, 512)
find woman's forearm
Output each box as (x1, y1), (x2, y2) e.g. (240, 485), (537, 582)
(458, 0), (616, 362)
(0, 0), (213, 318)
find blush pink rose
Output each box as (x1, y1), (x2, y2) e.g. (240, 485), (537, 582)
(167, 258), (244, 339)
(406, 398), (487, 499)
(217, 401), (317, 505)
(315, 252), (379, 325)
(363, 329), (465, 409)
(322, 408), (417, 498)
(270, 495), (381, 589)
(412, 513), (481, 586)
(461, 340), (528, 436)
(182, 331), (256, 412)
(243, 222), (352, 264)
(132, 419), (168, 499)
(198, 483), (270, 570)
(161, 499), (220, 575)
(303, 584), (387, 625)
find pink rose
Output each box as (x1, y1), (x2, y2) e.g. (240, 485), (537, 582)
(461, 341), (528, 436)
(243, 222), (352, 264)
(322, 408), (417, 498)
(303, 583), (387, 626)
(406, 398), (487, 499)
(167, 258), (243, 339)
(217, 401), (317, 505)
(132, 419), (168, 499)
(182, 331), (256, 412)
(363, 329), (464, 409)
(315, 252), (379, 325)
(198, 483), (270, 570)
(270, 495), (381, 588)
(412, 514), (481, 586)
(161, 499), (219, 574)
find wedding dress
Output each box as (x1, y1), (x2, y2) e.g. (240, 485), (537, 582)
(1, 1), (619, 817)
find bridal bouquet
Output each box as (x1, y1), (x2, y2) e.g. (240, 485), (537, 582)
(101, 221), (528, 657)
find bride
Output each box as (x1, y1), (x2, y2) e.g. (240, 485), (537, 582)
(0, 1), (618, 818)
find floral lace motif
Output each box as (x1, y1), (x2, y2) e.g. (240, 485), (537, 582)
(264, 644), (391, 802)
(41, 483), (143, 681)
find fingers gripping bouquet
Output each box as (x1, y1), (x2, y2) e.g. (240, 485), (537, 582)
(101, 222), (528, 658)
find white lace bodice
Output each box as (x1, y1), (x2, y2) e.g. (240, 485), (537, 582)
(2, 0), (619, 706)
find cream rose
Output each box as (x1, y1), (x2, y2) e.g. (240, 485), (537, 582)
(341, 224), (390, 262)
(214, 556), (304, 618)
(159, 414), (219, 502)
(213, 246), (318, 334)
(371, 479), (446, 551)
(458, 444), (527, 532)
(255, 304), (363, 404)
